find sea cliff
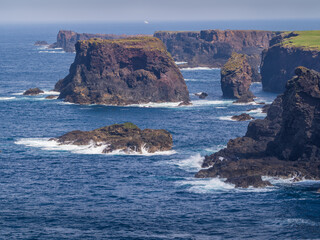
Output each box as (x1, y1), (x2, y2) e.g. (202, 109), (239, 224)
(55, 37), (190, 105)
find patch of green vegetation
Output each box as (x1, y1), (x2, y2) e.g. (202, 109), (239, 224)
(122, 122), (139, 129)
(282, 31), (320, 51)
(221, 52), (247, 75)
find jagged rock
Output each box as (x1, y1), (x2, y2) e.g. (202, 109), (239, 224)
(49, 30), (148, 52)
(196, 67), (320, 188)
(34, 41), (48, 46)
(50, 122), (173, 154)
(23, 88), (44, 96)
(221, 52), (255, 103)
(261, 31), (320, 93)
(231, 113), (254, 121)
(195, 92), (208, 99)
(55, 37), (190, 105)
(45, 95), (58, 99)
(154, 30), (277, 75)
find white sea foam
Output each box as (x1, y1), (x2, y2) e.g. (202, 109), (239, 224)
(177, 177), (235, 193)
(191, 100), (233, 107)
(40, 91), (60, 95)
(205, 144), (226, 153)
(15, 138), (176, 156)
(175, 61), (188, 65)
(39, 50), (65, 54)
(173, 153), (204, 172)
(180, 67), (219, 71)
(218, 116), (237, 121)
(184, 78), (197, 82)
(247, 108), (267, 117)
(0, 96), (16, 101)
(262, 176), (320, 185)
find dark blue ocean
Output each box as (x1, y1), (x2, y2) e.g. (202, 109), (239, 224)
(1, 21), (320, 239)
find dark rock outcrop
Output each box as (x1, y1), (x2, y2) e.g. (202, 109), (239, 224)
(50, 122), (173, 154)
(231, 113), (254, 121)
(154, 30), (278, 80)
(45, 95), (58, 99)
(196, 67), (320, 188)
(195, 92), (208, 99)
(221, 52), (255, 103)
(55, 37), (190, 105)
(261, 31), (320, 93)
(23, 88), (44, 96)
(34, 41), (48, 46)
(50, 30), (149, 52)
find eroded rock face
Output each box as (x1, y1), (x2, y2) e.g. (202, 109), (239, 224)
(196, 67), (320, 188)
(261, 32), (320, 93)
(23, 88), (44, 96)
(49, 30), (147, 52)
(154, 30), (277, 80)
(221, 52), (255, 102)
(51, 122), (173, 154)
(55, 37), (190, 105)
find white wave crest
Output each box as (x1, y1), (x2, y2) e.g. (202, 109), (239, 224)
(39, 50), (65, 54)
(175, 61), (188, 65)
(218, 116), (237, 121)
(262, 176), (320, 185)
(40, 91), (60, 95)
(15, 138), (176, 156)
(0, 96), (16, 101)
(180, 67), (220, 71)
(192, 100), (233, 107)
(205, 144), (226, 153)
(184, 78), (197, 81)
(174, 153), (204, 172)
(177, 178), (235, 193)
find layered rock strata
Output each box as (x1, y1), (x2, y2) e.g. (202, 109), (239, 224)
(55, 37), (190, 105)
(196, 67), (320, 188)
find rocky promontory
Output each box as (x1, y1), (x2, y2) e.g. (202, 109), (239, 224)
(196, 67), (320, 188)
(221, 52), (255, 103)
(55, 37), (190, 105)
(154, 30), (277, 79)
(51, 122), (173, 154)
(261, 31), (320, 92)
(50, 30), (149, 52)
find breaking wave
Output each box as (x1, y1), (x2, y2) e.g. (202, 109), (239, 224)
(15, 138), (176, 156)
(180, 67), (220, 71)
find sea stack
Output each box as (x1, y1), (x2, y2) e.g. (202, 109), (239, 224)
(50, 122), (173, 154)
(220, 52), (255, 103)
(196, 67), (320, 188)
(261, 31), (320, 93)
(55, 37), (190, 105)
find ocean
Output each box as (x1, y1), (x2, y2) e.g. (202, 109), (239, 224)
(1, 20), (320, 239)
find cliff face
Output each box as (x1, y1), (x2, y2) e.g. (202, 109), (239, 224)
(261, 31), (320, 93)
(55, 37), (190, 105)
(220, 52), (255, 102)
(50, 30), (148, 52)
(196, 67), (320, 188)
(154, 30), (276, 76)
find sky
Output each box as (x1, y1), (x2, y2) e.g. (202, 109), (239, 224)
(1, 0), (320, 23)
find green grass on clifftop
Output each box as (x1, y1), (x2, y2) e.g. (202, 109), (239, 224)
(282, 31), (320, 50)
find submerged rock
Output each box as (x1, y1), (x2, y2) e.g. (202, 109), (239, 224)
(194, 92), (208, 99)
(231, 113), (254, 121)
(45, 95), (58, 99)
(23, 88), (44, 96)
(55, 37), (190, 105)
(196, 67), (320, 188)
(51, 122), (173, 154)
(221, 53), (255, 103)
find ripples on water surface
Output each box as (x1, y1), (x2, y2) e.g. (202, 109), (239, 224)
(1, 22), (320, 239)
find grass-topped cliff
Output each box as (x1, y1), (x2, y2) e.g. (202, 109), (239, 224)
(280, 31), (320, 50)
(79, 37), (168, 53)
(221, 52), (248, 76)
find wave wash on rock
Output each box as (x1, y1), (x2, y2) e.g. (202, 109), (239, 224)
(196, 67), (320, 188)
(55, 37), (190, 105)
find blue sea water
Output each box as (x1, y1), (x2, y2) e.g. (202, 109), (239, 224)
(1, 21), (320, 239)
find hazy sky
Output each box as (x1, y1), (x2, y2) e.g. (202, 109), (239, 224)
(1, 0), (320, 23)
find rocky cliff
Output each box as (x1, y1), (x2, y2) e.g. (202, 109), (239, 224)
(261, 31), (320, 92)
(154, 30), (277, 79)
(51, 122), (173, 154)
(55, 37), (190, 105)
(196, 67), (320, 188)
(50, 30), (148, 52)
(221, 52), (255, 102)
